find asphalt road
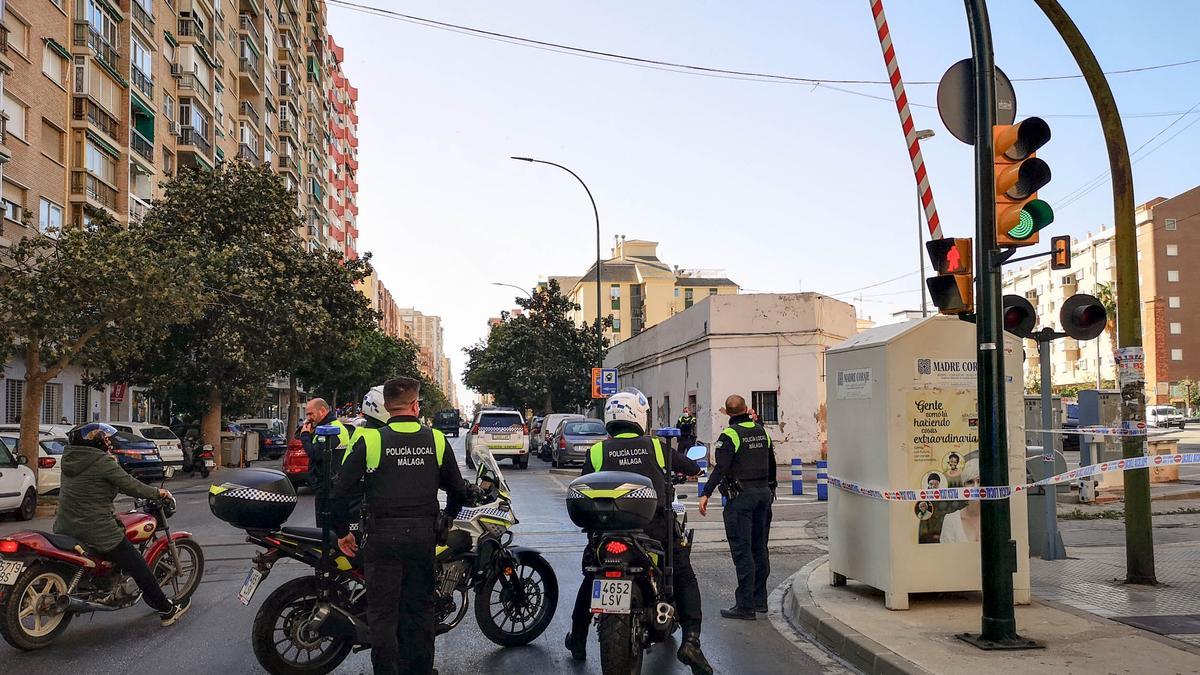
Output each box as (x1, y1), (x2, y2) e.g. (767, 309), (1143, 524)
(0, 435), (844, 674)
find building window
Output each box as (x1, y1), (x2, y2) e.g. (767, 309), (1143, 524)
(1170, 322), (1182, 335)
(42, 383), (63, 424)
(88, 63), (121, 114)
(86, 142), (117, 184)
(163, 93), (176, 121)
(39, 199), (64, 234)
(610, 284), (620, 310)
(73, 385), (90, 424)
(752, 391), (779, 424)
(709, 288), (718, 296)
(1, 92), (27, 142)
(1169, 296), (1181, 309)
(1172, 349), (1184, 362)
(41, 120), (65, 164)
(1165, 219), (1177, 231)
(612, 318), (621, 332)
(674, 287), (680, 297)
(1166, 244), (1179, 257)
(4, 380), (24, 424)
(43, 43), (68, 85)
(1168, 270), (1180, 282)
(3, 181), (26, 223)
(4, 9), (29, 55)
(684, 288), (694, 309)
(163, 149), (176, 176)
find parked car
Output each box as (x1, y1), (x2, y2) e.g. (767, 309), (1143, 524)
(0, 423), (72, 437)
(235, 418), (289, 459)
(537, 413), (586, 461)
(466, 409), (530, 469)
(111, 423), (184, 477)
(0, 435), (68, 495)
(1146, 405), (1186, 429)
(109, 432), (166, 483)
(0, 435), (37, 520)
(529, 417), (545, 454)
(550, 418), (607, 468)
(433, 410), (462, 438)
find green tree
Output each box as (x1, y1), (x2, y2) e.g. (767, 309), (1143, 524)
(1095, 282), (1119, 375)
(0, 211), (201, 469)
(103, 163), (320, 453)
(295, 328), (424, 409)
(463, 280), (608, 413)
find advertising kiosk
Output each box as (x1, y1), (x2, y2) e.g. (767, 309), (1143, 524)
(826, 316), (1030, 610)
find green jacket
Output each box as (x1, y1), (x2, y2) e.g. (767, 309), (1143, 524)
(54, 445), (160, 552)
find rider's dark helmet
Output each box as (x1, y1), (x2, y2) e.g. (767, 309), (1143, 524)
(68, 423), (119, 449)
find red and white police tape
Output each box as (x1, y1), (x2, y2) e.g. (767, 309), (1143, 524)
(829, 452), (1200, 502)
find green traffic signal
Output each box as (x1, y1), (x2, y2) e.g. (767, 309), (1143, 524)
(1006, 199), (1054, 240)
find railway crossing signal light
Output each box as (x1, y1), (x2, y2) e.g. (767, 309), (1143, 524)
(994, 117), (1053, 247)
(1060, 293), (1107, 340)
(1002, 294), (1037, 338)
(926, 238), (973, 315)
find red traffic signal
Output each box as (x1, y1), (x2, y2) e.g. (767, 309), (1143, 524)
(925, 238), (973, 315)
(1002, 294), (1036, 338)
(1060, 293), (1106, 341)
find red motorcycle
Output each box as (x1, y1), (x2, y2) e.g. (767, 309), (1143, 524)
(0, 496), (203, 650)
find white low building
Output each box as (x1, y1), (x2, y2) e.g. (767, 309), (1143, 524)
(604, 293), (858, 463)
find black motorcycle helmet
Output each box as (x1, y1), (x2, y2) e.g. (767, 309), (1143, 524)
(67, 423), (119, 450)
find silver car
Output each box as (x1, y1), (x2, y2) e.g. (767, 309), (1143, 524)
(550, 418), (608, 468)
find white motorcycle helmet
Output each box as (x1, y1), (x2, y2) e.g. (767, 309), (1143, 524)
(361, 386), (389, 425)
(604, 388), (650, 435)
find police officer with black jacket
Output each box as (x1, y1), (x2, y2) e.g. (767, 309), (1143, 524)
(301, 397), (352, 526)
(564, 389), (713, 675)
(331, 377), (475, 675)
(676, 406), (698, 451)
(699, 394), (778, 620)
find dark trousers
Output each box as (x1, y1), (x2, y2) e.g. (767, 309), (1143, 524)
(722, 486), (772, 610)
(98, 539), (171, 613)
(364, 519), (437, 675)
(571, 522), (703, 638)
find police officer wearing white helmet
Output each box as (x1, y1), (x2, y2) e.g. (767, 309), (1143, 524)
(338, 386), (391, 544)
(564, 389), (713, 675)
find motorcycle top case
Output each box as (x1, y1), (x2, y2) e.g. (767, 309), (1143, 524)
(566, 471), (658, 530)
(208, 467), (298, 530)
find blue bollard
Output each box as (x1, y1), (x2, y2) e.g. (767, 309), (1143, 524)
(817, 460), (828, 501)
(791, 458), (804, 495)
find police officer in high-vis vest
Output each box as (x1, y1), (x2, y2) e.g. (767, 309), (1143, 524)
(564, 389), (713, 675)
(699, 394), (778, 620)
(331, 376), (475, 675)
(301, 397), (352, 526)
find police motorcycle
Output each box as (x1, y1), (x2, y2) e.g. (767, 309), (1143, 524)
(566, 437), (707, 675)
(209, 427), (557, 675)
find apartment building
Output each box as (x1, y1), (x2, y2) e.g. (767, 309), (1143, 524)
(1001, 185), (1200, 405)
(325, 33), (355, 259)
(543, 238), (739, 345)
(399, 307), (450, 390)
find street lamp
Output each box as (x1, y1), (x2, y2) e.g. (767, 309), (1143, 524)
(916, 128), (936, 317)
(510, 157), (604, 406)
(491, 282), (533, 299)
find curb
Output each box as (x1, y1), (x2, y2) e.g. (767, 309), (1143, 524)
(786, 556), (930, 675)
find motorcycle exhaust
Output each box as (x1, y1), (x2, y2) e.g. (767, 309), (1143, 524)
(654, 601), (676, 628)
(55, 595), (122, 614)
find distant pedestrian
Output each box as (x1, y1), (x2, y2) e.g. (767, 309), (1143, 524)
(677, 406), (698, 451)
(699, 394), (777, 620)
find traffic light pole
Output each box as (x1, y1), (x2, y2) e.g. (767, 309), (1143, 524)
(958, 0), (1035, 649)
(1031, 0), (1156, 587)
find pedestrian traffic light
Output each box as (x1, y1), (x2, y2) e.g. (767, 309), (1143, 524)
(1060, 293), (1106, 340)
(994, 117), (1053, 247)
(925, 238), (973, 315)
(1050, 235), (1071, 270)
(1002, 294), (1036, 338)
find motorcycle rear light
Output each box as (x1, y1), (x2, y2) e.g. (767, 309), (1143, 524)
(38, 457), (56, 469)
(0, 540), (19, 554)
(604, 541), (629, 555)
(604, 570), (624, 578)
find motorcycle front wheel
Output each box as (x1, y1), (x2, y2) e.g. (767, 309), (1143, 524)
(151, 538), (205, 601)
(252, 576), (354, 675)
(473, 550), (558, 647)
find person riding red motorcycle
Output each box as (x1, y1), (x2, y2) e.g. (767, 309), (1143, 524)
(53, 423), (190, 626)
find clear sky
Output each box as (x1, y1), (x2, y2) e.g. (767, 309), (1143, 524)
(327, 1), (1200, 408)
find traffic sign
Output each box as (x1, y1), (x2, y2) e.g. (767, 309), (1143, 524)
(937, 59), (1016, 145)
(591, 368), (603, 399)
(600, 368), (618, 395)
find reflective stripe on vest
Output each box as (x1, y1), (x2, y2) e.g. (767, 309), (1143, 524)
(357, 423), (446, 470)
(589, 433), (665, 472)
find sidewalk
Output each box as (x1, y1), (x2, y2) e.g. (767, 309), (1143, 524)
(786, 555), (1200, 675)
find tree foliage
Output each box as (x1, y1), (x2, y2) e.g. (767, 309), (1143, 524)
(296, 328), (419, 407)
(463, 280), (608, 413)
(0, 210), (201, 467)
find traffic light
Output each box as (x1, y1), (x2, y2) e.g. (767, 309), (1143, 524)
(1002, 294), (1036, 338)
(994, 117), (1053, 247)
(1050, 235), (1071, 270)
(926, 238), (973, 315)
(1060, 293), (1106, 340)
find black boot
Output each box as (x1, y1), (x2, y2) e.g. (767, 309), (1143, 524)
(677, 631), (713, 675)
(564, 631), (586, 661)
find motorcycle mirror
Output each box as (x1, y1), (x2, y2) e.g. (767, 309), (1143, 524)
(685, 445), (707, 461)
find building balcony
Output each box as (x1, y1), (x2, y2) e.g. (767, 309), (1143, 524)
(131, 1), (154, 36)
(239, 54), (262, 90)
(239, 14), (262, 48)
(237, 142), (260, 164)
(129, 196), (150, 223)
(177, 16), (213, 51)
(178, 126), (213, 158)
(73, 22), (120, 71)
(72, 97), (122, 143)
(131, 128), (154, 163)
(71, 171), (118, 211)
(238, 100), (261, 126)
(278, 82), (297, 99)
(278, 118), (297, 138)
(177, 73), (212, 108)
(131, 66), (154, 100)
